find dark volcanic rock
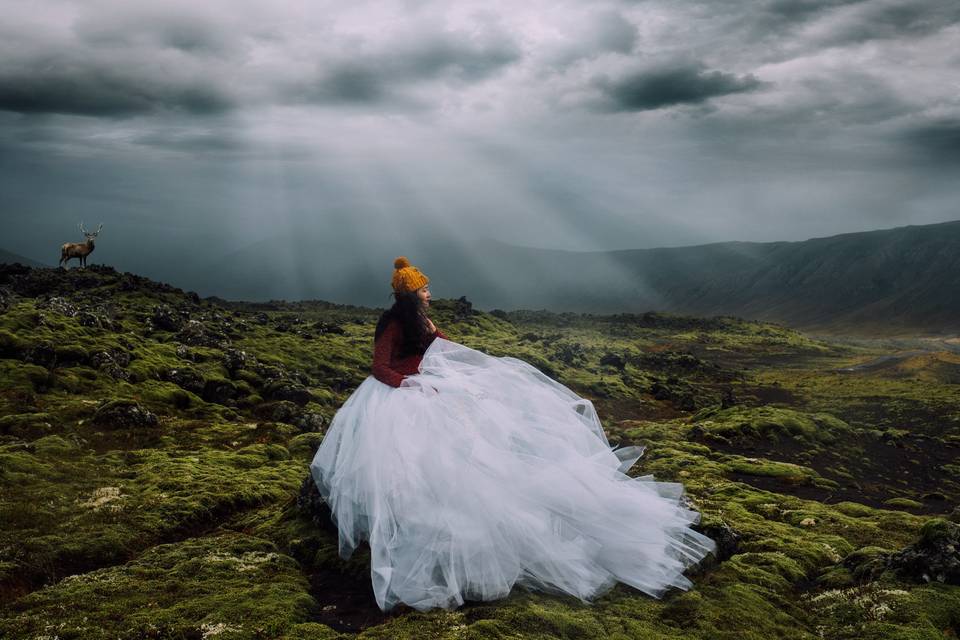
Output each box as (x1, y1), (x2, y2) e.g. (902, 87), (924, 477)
(222, 348), (248, 375)
(0, 263), (31, 280)
(151, 304), (183, 331)
(453, 296), (475, 321)
(693, 520), (741, 566)
(263, 380), (313, 406)
(842, 547), (891, 584)
(23, 342), (57, 369)
(256, 400), (303, 425)
(296, 412), (326, 432)
(175, 344), (200, 362)
(90, 349), (131, 381)
(632, 350), (724, 377)
(255, 401), (325, 432)
(273, 316), (303, 333)
(552, 342), (587, 367)
(202, 379), (239, 406)
(720, 386), (737, 408)
(176, 319), (227, 348)
(599, 352), (626, 370)
(77, 309), (119, 331)
(887, 518), (960, 585)
(92, 399), (159, 429)
(2, 264), (105, 297)
(650, 378), (697, 411)
(90, 348), (130, 369)
(162, 367), (206, 396)
(296, 476), (338, 535)
(36, 296), (79, 317)
(310, 321), (346, 335)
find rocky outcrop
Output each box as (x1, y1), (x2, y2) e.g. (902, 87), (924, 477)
(887, 518), (960, 585)
(91, 399), (159, 429)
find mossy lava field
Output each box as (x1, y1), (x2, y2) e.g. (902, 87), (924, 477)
(1, 264), (959, 640)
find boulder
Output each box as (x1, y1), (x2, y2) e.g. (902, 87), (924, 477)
(176, 319), (227, 348)
(263, 380), (313, 406)
(222, 348), (248, 375)
(90, 349), (131, 381)
(151, 304), (183, 331)
(77, 310), (119, 331)
(310, 321), (346, 335)
(162, 367), (206, 396)
(23, 342), (57, 369)
(256, 400), (302, 425)
(92, 399), (159, 429)
(887, 518), (960, 585)
(202, 379), (239, 406)
(453, 296), (475, 321)
(37, 296), (79, 317)
(693, 520), (741, 565)
(599, 352), (626, 370)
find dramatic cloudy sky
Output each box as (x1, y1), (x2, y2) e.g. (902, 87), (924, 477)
(1, 0), (958, 284)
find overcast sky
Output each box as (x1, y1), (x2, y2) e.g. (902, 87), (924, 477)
(1, 0), (958, 273)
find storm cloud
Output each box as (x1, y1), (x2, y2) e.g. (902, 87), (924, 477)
(593, 64), (764, 112)
(0, 0), (957, 299)
(900, 119), (960, 164)
(810, 0), (960, 46)
(298, 28), (522, 107)
(0, 65), (232, 117)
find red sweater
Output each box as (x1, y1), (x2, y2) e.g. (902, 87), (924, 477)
(372, 319), (448, 387)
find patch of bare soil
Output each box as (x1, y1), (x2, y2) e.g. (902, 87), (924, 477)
(703, 431), (959, 515)
(304, 550), (411, 632)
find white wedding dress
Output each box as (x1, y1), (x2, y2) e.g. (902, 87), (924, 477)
(309, 337), (716, 612)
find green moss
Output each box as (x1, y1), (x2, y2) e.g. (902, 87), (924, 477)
(32, 434), (80, 456)
(281, 622), (347, 639)
(289, 433), (326, 460)
(883, 498), (923, 510)
(2, 268), (958, 639)
(0, 412), (55, 440)
(802, 582), (960, 640)
(723, 457), (821, 484)
(918, 518), (954, 545)
(692, 406), (851, 445)
(0, 533), (320, 640)
(833, 502), (877, 518)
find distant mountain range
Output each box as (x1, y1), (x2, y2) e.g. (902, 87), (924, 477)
(0, 248), (48, 268)
(4, 220), (959, 333)
(189, 219), (960, 333)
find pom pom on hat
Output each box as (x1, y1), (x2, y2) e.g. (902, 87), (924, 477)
(391, 255), (429, 293)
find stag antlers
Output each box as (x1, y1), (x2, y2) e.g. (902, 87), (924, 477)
(60, 221), (103, 268)
(79, 222), (102, 236)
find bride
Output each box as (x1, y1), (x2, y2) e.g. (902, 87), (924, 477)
(309, 256), (716, 612)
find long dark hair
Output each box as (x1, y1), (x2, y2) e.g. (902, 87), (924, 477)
(375, 290), (431, 357)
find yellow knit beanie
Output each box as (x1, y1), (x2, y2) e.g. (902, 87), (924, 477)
(391, 256), (429, 294)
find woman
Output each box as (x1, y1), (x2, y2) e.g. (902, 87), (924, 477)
(310, 256), (716, 613)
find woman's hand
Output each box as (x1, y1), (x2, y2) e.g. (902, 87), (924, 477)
(399, 377), (439, 395)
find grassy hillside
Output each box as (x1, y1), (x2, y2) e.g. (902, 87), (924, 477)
(1, 264), (958, 639)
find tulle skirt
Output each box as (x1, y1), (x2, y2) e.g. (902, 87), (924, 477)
(309, 337), (716, 612)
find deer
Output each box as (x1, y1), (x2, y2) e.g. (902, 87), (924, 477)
(59, 222), (103, 268)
